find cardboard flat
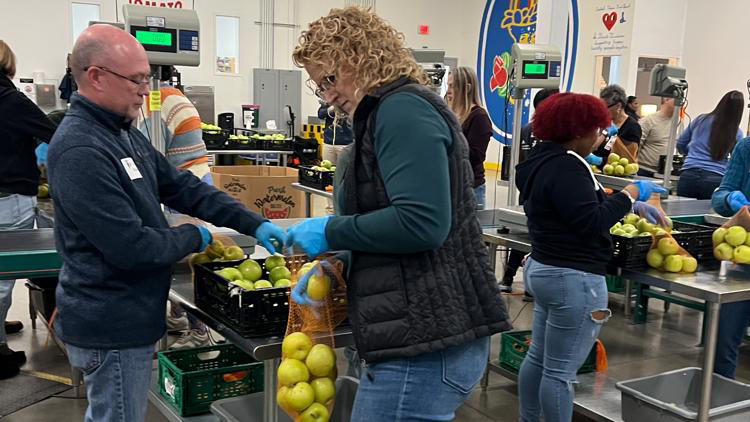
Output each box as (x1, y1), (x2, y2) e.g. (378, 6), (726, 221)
(211, 165), (305, 219)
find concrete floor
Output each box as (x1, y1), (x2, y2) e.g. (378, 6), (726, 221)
(4, 173), (750, 421)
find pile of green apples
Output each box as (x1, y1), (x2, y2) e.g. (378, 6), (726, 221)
(277, 332), (336, 421)
(610, 213), (675, 238)
(217, 255), (292, 290)
(200, 122), (222, 133)
(713, 226), (750, 263)
(190, 239), (245, 265)
(309, 160), (336, 173)
(646, 236), (697, 273)
(228, 134), (251, 143)
(250, 133), (287, 141)
(598, 153), (639, 177)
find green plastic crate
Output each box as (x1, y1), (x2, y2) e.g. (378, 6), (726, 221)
(606, 274), (624, 293)
(499, 330), (597, 374)
(158, 343), (264, 416)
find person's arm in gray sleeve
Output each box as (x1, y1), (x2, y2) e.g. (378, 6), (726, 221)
(52, 146), (202, 270)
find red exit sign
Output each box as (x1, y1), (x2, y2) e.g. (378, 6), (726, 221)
(418, 25), (429, 35)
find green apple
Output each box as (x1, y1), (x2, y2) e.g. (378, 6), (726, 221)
(282, 332), (313, 360)
(663, 255), (683, 272)
(330, 166), (336, 172)
(614, 165), (625, 176)
(637, 219), (654, 234)
(300, 402), (330, 422)
(320, 160), (332, 169)
(608, 153), (620, 164)
(612, 228), (627, 236)
(654, 229), (668, 237)
(657, 237), (680, 256)
(682, 256), (698, 273)
(277, 386), (294, 413)
(310, 377), (335, 404)
(205, 239), (225, 259)
(215, 267), (243, 281)
(254, 280), (273, 289)
(665, 216), (672, 229)
(307, 274), (331, 301)
(603, 164), (614, 175)
(274, 279), (292, 288)
(646, 249), (664, 269)
(713, 227), (727, 245)
(726, 226), (748, 246)
(619, 158), (629, 167)
(623, 213), (640, 226)
(190, 253), (211, 266)
(265, 255), (286, 271)
(621, 224), (638, 234)
(277, 358), (310, 386)
(625, 163), (639, 176)
(305, 344), (336, 377)
(639, 231), (652, 237)
(238, 259), (263, 282)
(714, 242), (735, 261)
(231, 279), (255, 290)
(286, 382), (315, 412)
(734, 245), (750, 264)
(270, 266), (292, 282)
(223, 245), (244, 261)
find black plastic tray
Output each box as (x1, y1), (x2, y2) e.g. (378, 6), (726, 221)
(298, 165), (334, 190)
(610, 221), (715, 269)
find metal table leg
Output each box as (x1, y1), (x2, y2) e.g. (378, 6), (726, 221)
(71, 367), (84, 398)
(263, 358), (280, 422)
(624, 277), (632, 317)
(304, 192), (312, 218)
(698, 301), (720, 422)
(486, 243), (498, 272)
(282, 154), (288, 167)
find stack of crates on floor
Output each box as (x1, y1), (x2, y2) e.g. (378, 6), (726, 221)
(499, 330), (597, 374)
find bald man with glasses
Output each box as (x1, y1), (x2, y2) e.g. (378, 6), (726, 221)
(47, 25), (286, 422)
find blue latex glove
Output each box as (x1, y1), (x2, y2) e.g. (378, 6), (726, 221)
(606, 123), (618, 137)
(35, 143), (48, 167)
(290, 261), (332, 307)
(585, 154), (603, 166)
(196, 226), (212, 252)
(633, 201), (668, 226)
(286, 217), (331, 258)
(254, 222), (287, 254)
(630, 180), (668, 202)
(727, 191), (750, 213)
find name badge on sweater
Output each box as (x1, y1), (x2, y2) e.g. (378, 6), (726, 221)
(121, 157), (143, 180)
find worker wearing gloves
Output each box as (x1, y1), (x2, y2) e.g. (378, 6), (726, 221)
(514, 92), (666, 422)
(47, 25), (285, 422)
(287, 7), (511, 421)
(0, 40), (58, 380)
(710, 136), (750, 379)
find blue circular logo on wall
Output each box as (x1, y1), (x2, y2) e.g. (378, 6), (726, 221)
(477, 0), (538, 144)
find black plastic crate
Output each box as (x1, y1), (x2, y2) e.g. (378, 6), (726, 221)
(609, 221), (715, 269)
(298, 166), (334, 190)
(262, 138), (293, 151)
(203, 130), (230, 150)
(658, 154), (684, 176)
(292, 139), (320, 167)
(194, 259), (291, 337)
(228, 138), (260, 150)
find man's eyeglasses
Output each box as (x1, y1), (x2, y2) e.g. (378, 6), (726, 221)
(84, 65), (150, 87)
(313, 74), (336, 99)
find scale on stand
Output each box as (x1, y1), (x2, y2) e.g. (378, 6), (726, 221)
(649, 64), (687, 190)
(122, 4), (200, 154)
(505, 44), (562, 206)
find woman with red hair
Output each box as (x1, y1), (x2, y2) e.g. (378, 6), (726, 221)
(515, 93), (666, 422)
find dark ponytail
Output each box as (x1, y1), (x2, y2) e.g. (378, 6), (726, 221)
(708, 91), (744, 161)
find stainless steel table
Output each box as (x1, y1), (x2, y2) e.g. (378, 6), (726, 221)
(290, 182), (333, 218)
(207, 150), (293, 167)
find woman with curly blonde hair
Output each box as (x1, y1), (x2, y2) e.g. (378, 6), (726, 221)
(286, 7), (511, 421)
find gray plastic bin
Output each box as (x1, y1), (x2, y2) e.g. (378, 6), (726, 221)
(616, 367), (750, 421)
(211, 376), (358, 422)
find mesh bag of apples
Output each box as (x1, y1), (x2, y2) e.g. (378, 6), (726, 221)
(277, 256), (348, 422)
(712, 206), (750, 264)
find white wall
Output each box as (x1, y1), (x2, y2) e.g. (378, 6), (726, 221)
(682, 0), (750, 129)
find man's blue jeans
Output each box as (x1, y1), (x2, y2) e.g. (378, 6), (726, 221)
(0, 194), (36, 345)
(66, 344), (154, 422)
(518, 258), (610, 422)
(714, 300), (750, 379)
(351, 336), (490, 421)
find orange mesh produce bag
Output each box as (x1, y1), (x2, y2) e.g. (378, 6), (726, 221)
(712, 206), (750, 264)
(276, 255), (349, 421)
(646, 231), (697, 273)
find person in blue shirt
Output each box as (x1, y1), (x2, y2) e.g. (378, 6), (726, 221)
(710, 136), (750, 379)
(676, 91), (744, 199)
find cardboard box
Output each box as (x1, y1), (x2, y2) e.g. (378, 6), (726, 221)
(211, 165), (306, 219)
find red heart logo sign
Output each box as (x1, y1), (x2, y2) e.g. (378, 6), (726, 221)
(602, 12), (617, 31)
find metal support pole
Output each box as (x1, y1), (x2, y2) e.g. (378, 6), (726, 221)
(263, 358), (280, 422)
(149, 66), (165, 154)
(662, 94), (685, 190)
(698, 301), (720, 422)
(507, 88), (526, 207)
